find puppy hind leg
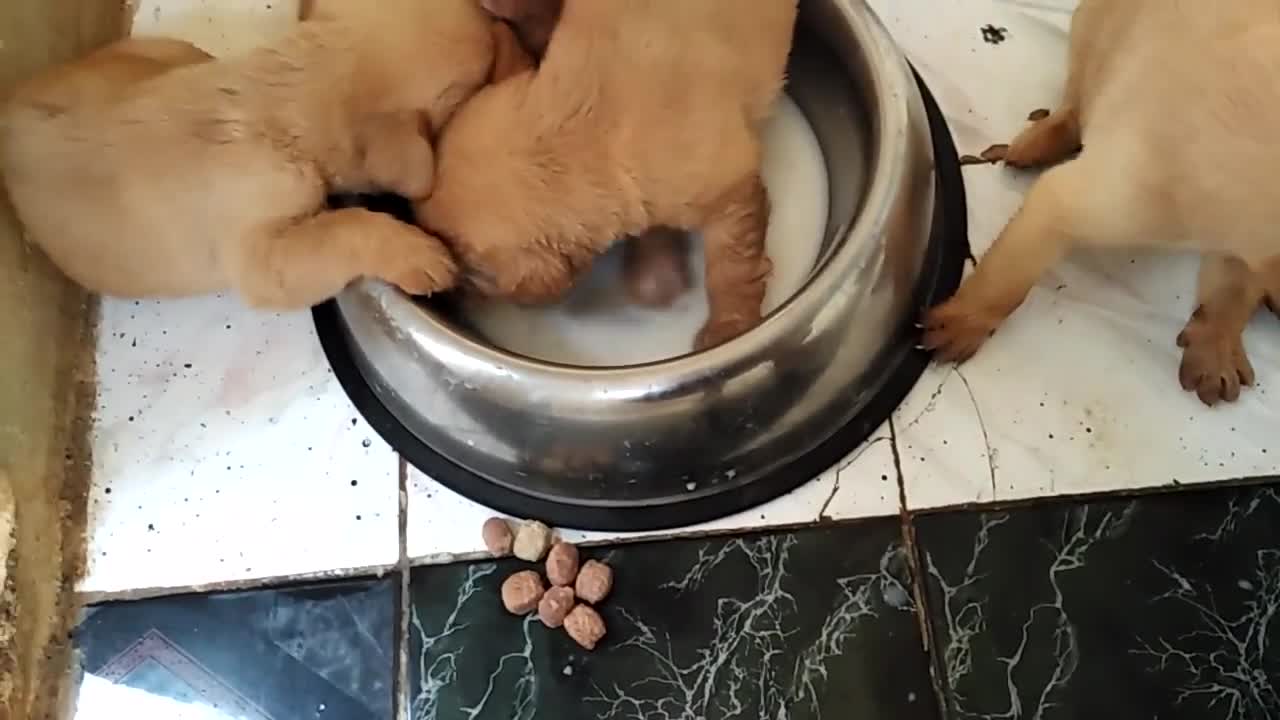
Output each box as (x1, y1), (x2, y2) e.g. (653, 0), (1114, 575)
(923, 155), (1123, 361)
(693, 173), (772, 351)
(230, 208), (458, 309)
(1176, 254), (1264, 405)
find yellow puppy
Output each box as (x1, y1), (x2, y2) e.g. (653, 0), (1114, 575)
(923, 0), (1280, 405)
(0, 0), (499, 308)
(418, 0), (798, 350)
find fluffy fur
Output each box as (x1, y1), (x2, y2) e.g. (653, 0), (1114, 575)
(922, 0), (1280, 405)
(0, 0), (502, 308)
(419, 0), (798, 350)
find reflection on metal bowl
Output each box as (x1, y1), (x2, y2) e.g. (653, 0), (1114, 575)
(313, 0), (968, 531)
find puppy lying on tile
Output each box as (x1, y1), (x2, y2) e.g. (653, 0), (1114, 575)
(922, 0), (1280, 406)
(0, 0), (509, 308)
(419, 0), (798, 350)
(481, 0), (695, 310)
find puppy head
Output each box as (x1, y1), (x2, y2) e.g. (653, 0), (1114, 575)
(339, 0), (497, 133)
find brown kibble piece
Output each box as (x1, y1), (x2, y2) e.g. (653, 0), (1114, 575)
(563, 604), (606, 650)
(482, 517), (514, 556)
(979, 144), (1009, 163)
(538, 586), (576, 628)
(545, 542), (580, 586)
(574, 559), (613, 604)
(1027, 108), (1051, 121)
(501, 570), (545, 615)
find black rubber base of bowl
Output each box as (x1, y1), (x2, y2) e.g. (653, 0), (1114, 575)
(313, 69), (969, 531)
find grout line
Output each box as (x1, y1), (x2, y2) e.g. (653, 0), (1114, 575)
(393, 455), (411, 720)
(891, 417), (952, 718)
(76, 562), (399, 604)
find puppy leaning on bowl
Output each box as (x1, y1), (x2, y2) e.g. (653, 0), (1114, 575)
(480, 0), (695, 310)
(0, 0), (510, 308)
(419, 0), (799, 350)
(921, 0), (1280, 406)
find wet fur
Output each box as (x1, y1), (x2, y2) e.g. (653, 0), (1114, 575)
(0, 0), (500, 308)
(420, 0), (798, 350)
(922, 0), (1280, 405)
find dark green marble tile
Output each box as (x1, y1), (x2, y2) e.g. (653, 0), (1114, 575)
(408, 520), (939, 720)
(74, 577), (397, 719)
(917, 483), (1280, 720)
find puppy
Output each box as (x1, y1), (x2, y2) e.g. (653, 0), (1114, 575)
(480, 0), (694, 309)
(922, 0), (1280, 405)
(420, 0), (798, 350)
(0, 0), (499, 308)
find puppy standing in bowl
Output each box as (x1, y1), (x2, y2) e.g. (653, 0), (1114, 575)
(420, 0), (799, 350)
(0, 0), (506, 309)
(482, 0), (694, 310)
(922, 0), (1280, 405)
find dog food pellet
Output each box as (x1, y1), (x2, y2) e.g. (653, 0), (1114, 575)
(513, 520), (553, 562)
(1027, 108), (1051, 121)
(574, 560), (613, 604)
(538, 586), (576, 628)
(545, 542), (580, 586)
(501, 570), (545, 615)
(482, 517), (514, 556)
(564, 604), (607, 650)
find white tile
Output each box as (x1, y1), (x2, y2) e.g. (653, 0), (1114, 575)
(130, 0), (299, 56)
(81, 297), (400, 595)
(871, 0), (1280, 508)
(405, 424), (899, 563)
(78, 0), (394, 597)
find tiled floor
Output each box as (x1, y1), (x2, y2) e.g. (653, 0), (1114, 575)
(74, 481), (1280, 719)
(80, 0), (1280, 606)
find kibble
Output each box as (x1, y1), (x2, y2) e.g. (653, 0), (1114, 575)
(574, 559), (613, 604)
(538, 586), (576, 628)
(501, 570), (545, 615)
(513, 519), (553, 562)
(482, 517), (514, 556)
(545, 542), (580, 586)
(564, 604), (607, 650)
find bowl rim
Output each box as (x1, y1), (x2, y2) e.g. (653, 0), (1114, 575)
(341, 0), (919, 384)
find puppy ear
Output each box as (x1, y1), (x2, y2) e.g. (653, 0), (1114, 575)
(490, 21), (536, 82)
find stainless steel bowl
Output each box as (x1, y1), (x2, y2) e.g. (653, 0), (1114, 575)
(316, 0), (967, 530)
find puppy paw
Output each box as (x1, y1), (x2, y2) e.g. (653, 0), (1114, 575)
(694, 315), (759, 351)
(920, 297), (1004, 362)
(379, 232), (459, 297)
(1176, 308), (1255, 406)
(1001, 108), (1081, 169)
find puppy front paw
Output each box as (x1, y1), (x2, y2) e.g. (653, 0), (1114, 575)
(1176, 308), (1255, 406)
(380, 232), (459, 297)
(920, 297), (1005, 362)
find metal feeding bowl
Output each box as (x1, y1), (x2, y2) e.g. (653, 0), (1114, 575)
(314, 0), (968, 531)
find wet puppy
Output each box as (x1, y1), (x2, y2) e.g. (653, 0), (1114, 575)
(922, 0), (1280, 405)
(0, 0), (497, 308)
(480, 0), (694, 309)
(420, 0), (798, 349)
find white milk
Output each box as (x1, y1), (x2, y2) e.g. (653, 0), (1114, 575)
(459, 95), (830, 366)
